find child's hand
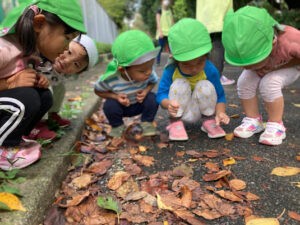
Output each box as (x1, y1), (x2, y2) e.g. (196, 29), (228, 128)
(6, 68), (37, 89)
(168, 100), (180, 118)
(117, 93), (130, 107)
(35, 74), (49, 88)
(215, 112), (230, 126)
(136, 90), (147, 103)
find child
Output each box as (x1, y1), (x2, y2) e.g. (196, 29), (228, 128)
(23, 34), (99, 141)
(222, 6), (300, 146)
(0, 0), (85, 170)
(156, 18), (230, 141)
(94, 30), (160, 138)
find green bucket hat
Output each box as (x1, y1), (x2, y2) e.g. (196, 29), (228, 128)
(222, 6), (278, 66)
(0, 0), (85, 37)
(168, 18), (212, 62)
(100, 30), (160, 81)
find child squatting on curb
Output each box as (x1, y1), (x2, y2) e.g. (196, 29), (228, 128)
(156, 18), (230, 141)
(222, 6), (300, 146)
(94, 30), (160, 138)
(0, 0), (85, 170)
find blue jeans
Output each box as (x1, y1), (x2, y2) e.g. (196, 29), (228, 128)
(156, 36), (169, 64)
(103, 92), (158, 127)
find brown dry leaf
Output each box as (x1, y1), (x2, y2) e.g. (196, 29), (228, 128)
(296, 155), (300, 161)
(116, 177), (139, 199)
(271, 166), (300, 176)
(132, 154), (154, 167)
(223, 157), (236, 166)
(107, 171), (131, 190)
(228, 103), (239, 108)
(205, 162), (220, 173)
(288, 211), (300, 222)
(58, 191), (90, 208)
(252, 155), (265, 162)
(176, 151), (185, 157)
(173, 164), (193, 177)
(157, 142), (169, 149)
(172, 177), (200, 192)
(174, 209), (205, 225)
(124, 163), (142, 176)
(138, 145), (148, 152)
(180, 186), (192, 208)
(140, 200), (155, 213)
(201, 194), (236, 216)
(215, 190), (243, 202)
(246, 217), (280, 225)
(230, 114), (240, 118)
(85, 160), (113, 175)
(71, 173), (93, 189)
(156, 193), (173, 210)
(68, 96), (82, 102)
(202, 150), (220, 158)
(203, 170), (231, 181)
(193, 209), (222, 220)
(225, 133), (234, 141)
(244, 192), (260, 201)
(85, 118), (102, 131)
(125, 191), (148, 201)
(129, 147), (138, 154)
(186, 150), (203, 158)
(229, 179), (246, 191)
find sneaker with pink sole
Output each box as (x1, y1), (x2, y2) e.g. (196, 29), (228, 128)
(166, 120), (188, 141)
(259, 122), (286, 146)
(22, 122), (57, 142)
(234, 117), (264, 138)
(0, 142), (41, 170)
(201, 119), (226, 138)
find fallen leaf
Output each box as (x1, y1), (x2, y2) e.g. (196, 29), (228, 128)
(173, 164), (193, 177)
(85, 160), (113, 175)
(132, 154), (154, 167)
(156, 193), (173, 210)
(223, 157), (236, 166)
(230, 114), (240, 118)
(58, 191), (90, 208)
(291, 182), (300, 188)
(180, 186), (192, 208)
(271, 167), (300, 176)
(246, 217), (280, 225)
(202, 150), (220, 158)
(138, 145), (147, 152)
(68, 96), (82, 102)
(97, 196), (121, 222)
(229, 179), (246, 191)
(0, 192), (26, 211)
(225, 133), (234, 141)
(115, 177), (139, 199)
(203, 170), (231, 181)
(176, 151), (185, 157)
(193, 209), (222, 220)
(244, 192), (260, 201)
(296, 155), (300, 161)
(156, 142), (169, 149)
(71, 174), (93, 189)
(107, 171), (131, 190)
(252, 155), (264, 162)
(174, 209), (205, 225)
(228, 104), (239, 108)
(124, 191), (148, 201)
(204, 162), (220, 173)
(288, 211), (300, 222)
(292, 103), (300, 107)
(215, 190), (243, 202)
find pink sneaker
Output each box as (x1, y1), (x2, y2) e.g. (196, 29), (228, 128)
(23, 122), (57, 141)
(201, 119), (226, 138)
(166, 120), (188, 141)
(0, 142), (41, 170)
(49, 112), (71, 128)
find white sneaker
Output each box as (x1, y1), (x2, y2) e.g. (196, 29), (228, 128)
(220, 75), (235, 85)
(259, 122), (286, 146)
(234, 117), (264, 138)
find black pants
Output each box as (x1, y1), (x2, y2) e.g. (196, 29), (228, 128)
(103, 92), (158, 127)
(209, 32), (225, 76)
(0, 87), (53, 146)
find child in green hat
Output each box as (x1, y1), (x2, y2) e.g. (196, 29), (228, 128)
(222, 6), (300, 146)
(94, 30), (160, 138)
(156, 18), (230, 141)
(0, 0), (85, 170)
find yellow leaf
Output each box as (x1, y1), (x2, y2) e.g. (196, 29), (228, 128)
(225, 133), (234, 141)
(292, 103), (300, 108)
(223, 157), (236, 166)
(138, 145), (147, 152)
(246, 218), (280, 225)
(291, 182), (300, 188)
(271, 167), (300, 176)
(156, 193), (173, 211)
(0, 192), (26, 211)
(163, 221), (169, 225)
(188, 158), (198, 162)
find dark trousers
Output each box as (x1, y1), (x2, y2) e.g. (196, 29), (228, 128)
(103, 92), (158, 127)
(156, 36), (169, 64)
(0, 87), (53, 146)
(209, 32), (225, 76)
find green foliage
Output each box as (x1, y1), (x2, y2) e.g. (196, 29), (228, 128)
(173, 0), (188, 21)
(97, 196), (122, 222)
(140, 0), (160, 36)
(0, 170), (25, 197)
(96, 42), (112, 54)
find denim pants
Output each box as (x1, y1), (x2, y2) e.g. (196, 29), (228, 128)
(103, 92), (158, 127)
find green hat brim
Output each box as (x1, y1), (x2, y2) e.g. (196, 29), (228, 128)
(173, 44), (212, 62)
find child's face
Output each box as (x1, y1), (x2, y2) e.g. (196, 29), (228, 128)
(178, 55), (206, 76)
(34, 15), (79, 62)
(53, 41), (88, 74)
(243, 57), (269, 71)
(125, 59), (155, 82)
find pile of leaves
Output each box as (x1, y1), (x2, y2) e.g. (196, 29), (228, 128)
(43, 101), (300, 225)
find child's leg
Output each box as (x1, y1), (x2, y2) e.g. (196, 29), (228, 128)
(258, 68), (300, 145)
(140, 92), (159, 122)
(169, 78), (192, 118)
(103, 99), (125, 127)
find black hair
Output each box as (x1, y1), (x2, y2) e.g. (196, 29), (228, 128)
(15, 6), (79, 56)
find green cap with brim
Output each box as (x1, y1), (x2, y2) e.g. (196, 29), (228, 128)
(168, 18), (212, 62)
(0, 0), (85, 37)
(100, 30), (159, 81)
(222, 6), (278, 66)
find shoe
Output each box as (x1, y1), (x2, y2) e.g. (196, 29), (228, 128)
(166, 120), (188, 141)
(259, 122), (286, 146)
(0, 142), (41, 170)
(234, 117), (264, 138)
(201, 119), (226, 138)
(220, 75), (235, 86)
(140, 122), (157, 136)
(109, 125), (125, 138)
(22, 122), (57, 141)
(49, 112), (71, 128)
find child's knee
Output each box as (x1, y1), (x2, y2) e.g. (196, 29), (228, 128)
(170, 78), (191, 94)
(194, 80), (216, 97)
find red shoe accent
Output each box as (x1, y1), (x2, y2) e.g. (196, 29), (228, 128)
(23, 122), (57, 141)
(49, 112), (71, 128)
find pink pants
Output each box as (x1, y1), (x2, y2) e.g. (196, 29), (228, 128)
(237, 67), (300, 102)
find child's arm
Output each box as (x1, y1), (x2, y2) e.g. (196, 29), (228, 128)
(94, 90), (130, 107)
(278, 58), (300, 70)
(136, 83), (155, 103)
(215, 102), (230, 126)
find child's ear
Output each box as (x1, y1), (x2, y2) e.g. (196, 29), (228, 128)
(33, 14), (46, 32)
